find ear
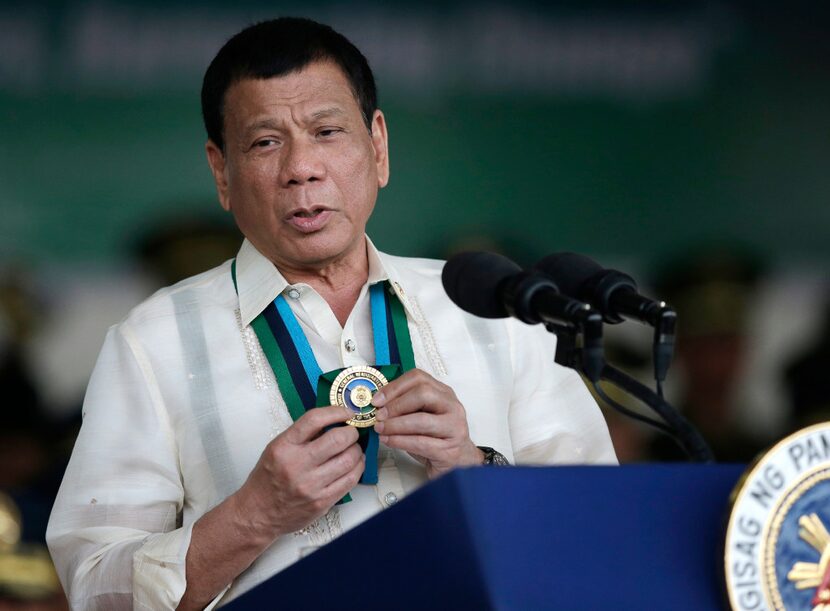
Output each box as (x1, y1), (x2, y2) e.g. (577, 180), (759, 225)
(370, 110), (390, 188)
(206, 140), (231, 211)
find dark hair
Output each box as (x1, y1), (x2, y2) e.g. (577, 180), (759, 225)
(201, 17), (377, 150)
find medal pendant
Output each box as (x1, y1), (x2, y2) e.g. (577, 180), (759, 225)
(329, 365), (388, 428)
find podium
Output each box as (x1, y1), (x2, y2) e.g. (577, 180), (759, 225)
(223, 465), (744, 610)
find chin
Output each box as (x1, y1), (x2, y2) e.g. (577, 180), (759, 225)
(287, 237), (357, 267)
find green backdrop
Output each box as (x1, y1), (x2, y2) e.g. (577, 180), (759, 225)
(1, 1), (828, 266)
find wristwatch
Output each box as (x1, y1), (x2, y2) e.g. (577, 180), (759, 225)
(477, 446), (510, 466)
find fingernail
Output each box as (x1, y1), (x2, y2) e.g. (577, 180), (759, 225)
(374, 407), (388, 421)
(379, 435), (389, 444)
(374, 421), (384, 433)
(341, 405), (354, 418)
(371, 391), (386, 406)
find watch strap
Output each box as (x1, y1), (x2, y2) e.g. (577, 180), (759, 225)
(477, 446), (510, 466)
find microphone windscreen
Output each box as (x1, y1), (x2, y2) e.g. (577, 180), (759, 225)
(534, 252), (603, 300)
(441, 251), (521, 318)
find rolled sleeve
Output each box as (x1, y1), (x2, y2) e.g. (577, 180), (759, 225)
(132, 522), (229, 610)
(132, 523), (191, 610)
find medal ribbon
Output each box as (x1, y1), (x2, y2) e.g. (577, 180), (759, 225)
(231, 261), (415, 502)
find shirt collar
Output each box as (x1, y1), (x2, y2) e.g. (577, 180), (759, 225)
(235, 236), (392, 327)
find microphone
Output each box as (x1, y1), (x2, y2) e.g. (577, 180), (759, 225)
(534, 252), (676, 385)
(441, 252), (708, 457)
(442, 251), (604, 381)
(533, 252), (670, 326)
(441, 251), (596, 326)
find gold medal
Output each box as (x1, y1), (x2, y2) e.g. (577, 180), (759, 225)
(329, 365), (388, 427)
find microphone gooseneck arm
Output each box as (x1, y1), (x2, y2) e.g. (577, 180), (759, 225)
(600, 364), (714, 463)
(550, 319), (697, 447)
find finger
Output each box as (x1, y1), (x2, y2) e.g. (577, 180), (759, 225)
(287, 404), (354, 443)
(319, 452), (365, 504)
(377, 383), (453, 419)
(379, 433), (444, 459)
(306, 424), (360, 465)
(314, 443), (364, 486)
(372, 369), (442, 407)
(374, 411), (452, 438)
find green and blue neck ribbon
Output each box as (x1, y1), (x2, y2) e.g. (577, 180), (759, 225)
(231, 261), (415, 502)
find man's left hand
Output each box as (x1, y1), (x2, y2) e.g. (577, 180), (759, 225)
(371, 369), (484, 478)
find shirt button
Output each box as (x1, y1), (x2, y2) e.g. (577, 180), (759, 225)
(287, 288), (300, 299)
(344, 339), (356, 352)
(384, 492), (398, 506)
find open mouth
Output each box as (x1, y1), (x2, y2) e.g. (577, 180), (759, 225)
(293, 209), (324, 218)
(286, 207), (333, 233)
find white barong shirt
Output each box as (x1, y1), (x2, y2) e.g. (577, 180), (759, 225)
(46, 237), (616, 609)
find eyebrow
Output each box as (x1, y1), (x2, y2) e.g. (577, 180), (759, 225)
(308, 106), (347, 121)
(242, 107), (347, 139)
(243, 118), (282, 140)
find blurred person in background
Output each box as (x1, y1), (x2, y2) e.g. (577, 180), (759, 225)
(784, 298), (830, 430)
(0, 271), (72, 538)
(0, 273), (68, 609)
(0, 272), (48, 495)
(647, 246), (773, 463)
(134, 215), (241, 288)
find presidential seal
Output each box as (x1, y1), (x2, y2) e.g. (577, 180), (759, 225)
(725, 423), (830, 611)
(329, 365), (388, 428)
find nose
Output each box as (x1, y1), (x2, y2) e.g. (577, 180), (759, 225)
(278, 138), (326, 187)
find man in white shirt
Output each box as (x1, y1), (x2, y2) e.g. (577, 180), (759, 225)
(46, 17), (616, 610)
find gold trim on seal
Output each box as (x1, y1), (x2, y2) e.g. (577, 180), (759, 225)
(724, 423), (830, 611)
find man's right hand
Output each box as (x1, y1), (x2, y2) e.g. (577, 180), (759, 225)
(235, 404), (364, 540)
(179, 405), (362, 610)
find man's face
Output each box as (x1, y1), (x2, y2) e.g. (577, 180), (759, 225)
(206, 61), (389, 271)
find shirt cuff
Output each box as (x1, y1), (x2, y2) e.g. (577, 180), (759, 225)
(132, 521), (231, 610)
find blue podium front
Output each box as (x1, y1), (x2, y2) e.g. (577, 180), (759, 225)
(223, 465), (744, 610)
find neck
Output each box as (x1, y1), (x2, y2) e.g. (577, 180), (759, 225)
(276, 242), (369, 326)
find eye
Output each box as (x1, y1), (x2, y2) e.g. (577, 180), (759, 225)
(251, 137), (279, 149)
(317, 128), (343, 138)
